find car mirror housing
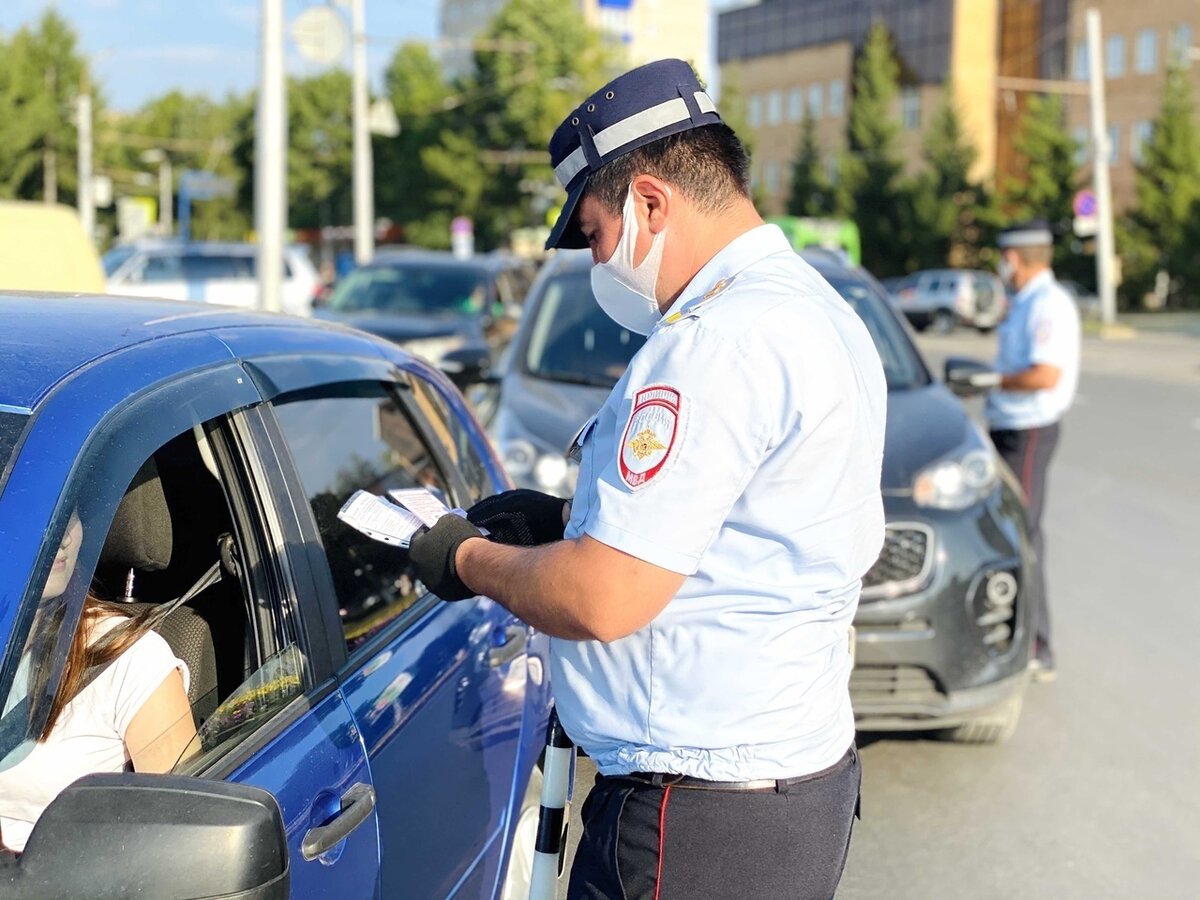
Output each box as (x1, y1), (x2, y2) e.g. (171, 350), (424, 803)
(944, 356), (1001, 397)
(440, 346), (494, 387)
(0, 773), (289, 900)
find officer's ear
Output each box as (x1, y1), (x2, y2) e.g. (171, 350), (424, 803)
(629, 175), (672, 236)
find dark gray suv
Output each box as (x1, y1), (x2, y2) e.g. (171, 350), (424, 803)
(491, 249), (1038, 743)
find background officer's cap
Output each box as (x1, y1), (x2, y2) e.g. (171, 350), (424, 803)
(545, 58), (722, 250)
(997, 219), (1055, 249)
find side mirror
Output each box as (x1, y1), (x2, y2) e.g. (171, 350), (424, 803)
(440, 346), (494, 388)
(0, 773), (289, 900)
(944, 356), (1002, 397)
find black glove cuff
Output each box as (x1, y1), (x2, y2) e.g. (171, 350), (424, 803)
(410, 514), (483, 602)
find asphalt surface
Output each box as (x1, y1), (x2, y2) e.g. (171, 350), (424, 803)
(555, 322), (1200, 899)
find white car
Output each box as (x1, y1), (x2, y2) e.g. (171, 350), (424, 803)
(105, 241), (319, 317)
(892, 269), (1007, 333)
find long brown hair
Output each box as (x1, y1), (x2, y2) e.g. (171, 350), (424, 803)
(37, 596), (157, 740)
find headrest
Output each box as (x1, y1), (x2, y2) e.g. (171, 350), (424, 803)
(99, 456), (173, 571)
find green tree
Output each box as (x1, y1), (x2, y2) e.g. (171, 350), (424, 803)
(787, 111), (834, 217)
(911, 83), (989, 269)
(287, 71), (354, 231)
(0, 10), (87, 203)
(838, 23), (910, 276)
(1121, 62), (1200, 307)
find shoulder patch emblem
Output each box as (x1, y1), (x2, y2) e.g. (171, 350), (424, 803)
(619, 385), (683, 491)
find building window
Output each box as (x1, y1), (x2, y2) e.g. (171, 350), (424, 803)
(1105, 35), (1125, 77)
(1072, 126), (1089, 166)
(748, 94), (762, 128)
(828, 79), (845, 116)
(766, 161), (781, 195)
(1107, 124), (1120, 165)
(789, 88), (804, 122)
(1131, 121), (1153, 165)
(1073, 41), (1088, 80)
(767, 90), (783, 126)
(1170, 24), (1194, 62)
(1135, 29), (1157, 73)
(900, 86), (920, 130)
(807, 83), (823, 119)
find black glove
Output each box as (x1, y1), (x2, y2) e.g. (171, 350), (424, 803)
(467, 489), (569, 547)
(409, 514), (484, 601)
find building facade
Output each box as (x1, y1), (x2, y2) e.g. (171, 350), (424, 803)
(718, 0), (1199, 215)
(439, 0), (710, 79)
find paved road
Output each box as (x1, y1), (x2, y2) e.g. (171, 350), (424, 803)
(555, 324), (1200, 899)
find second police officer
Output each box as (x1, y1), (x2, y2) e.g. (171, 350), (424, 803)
(410, 59), (887, 899)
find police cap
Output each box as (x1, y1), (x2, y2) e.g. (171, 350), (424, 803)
(997, 219), (1054, 249)
(545, 58), (722, 250)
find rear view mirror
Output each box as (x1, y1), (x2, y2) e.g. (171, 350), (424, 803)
(944, 356), (1001, 397)
(0, 773), (288, 900)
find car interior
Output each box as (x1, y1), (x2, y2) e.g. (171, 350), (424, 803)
(87, 424), (291, 764)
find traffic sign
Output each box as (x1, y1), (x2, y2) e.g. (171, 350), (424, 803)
(1073, 189), (1097, 218)
(292, 6), (348, 65)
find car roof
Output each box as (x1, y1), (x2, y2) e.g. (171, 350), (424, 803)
(0, 293), (346, 410)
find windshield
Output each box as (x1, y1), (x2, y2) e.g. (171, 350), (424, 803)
(524, 267), (927, 392)
(822, 271), (929, 390)
(524, 270), (645, 388)
(101, 245), (137, 277)
(0, 411), (28, 496)
(328, 262), (490, 316)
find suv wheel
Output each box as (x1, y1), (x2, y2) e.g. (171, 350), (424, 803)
(938, 690), (1024, 744)
(932, 309), (956, 334)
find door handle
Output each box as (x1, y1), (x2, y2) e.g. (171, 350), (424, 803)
(301, 782), (377, 861)
(487, 625), (528, 668)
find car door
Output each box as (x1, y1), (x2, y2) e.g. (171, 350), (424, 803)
(0, 349), (382, 896)
(248, 356), (527, 899)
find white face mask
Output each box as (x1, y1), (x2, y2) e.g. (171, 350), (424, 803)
(997, 255), (1015, 288)
(589, 187), (668, 335)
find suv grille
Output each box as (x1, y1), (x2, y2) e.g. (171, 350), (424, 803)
(862, 524), (933, 600)
(850, 666), (943, 705)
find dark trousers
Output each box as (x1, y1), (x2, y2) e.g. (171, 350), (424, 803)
(990, 421), (1061, 656)
(567, 746), (861, 900)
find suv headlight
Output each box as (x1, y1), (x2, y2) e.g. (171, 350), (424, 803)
(500, 439), (579, 498)
(913, 430), (999, 511)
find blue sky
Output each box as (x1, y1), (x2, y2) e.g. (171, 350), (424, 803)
(0, 0), (442, 111)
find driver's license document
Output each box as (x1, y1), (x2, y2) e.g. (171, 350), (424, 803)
(337, 491), (428, 547)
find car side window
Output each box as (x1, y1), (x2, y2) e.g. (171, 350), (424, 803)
(137, 253), (184, 284)
(183, 254), (252, 281)
(410, 376), (494, 506)
(270, 383), (456, 653)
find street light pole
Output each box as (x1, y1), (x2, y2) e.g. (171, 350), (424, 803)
(256, 0), (286, 313)
(76, 71), (95, 243)
(350, 0), (374, 264)
(1086, 8), (1118, 328)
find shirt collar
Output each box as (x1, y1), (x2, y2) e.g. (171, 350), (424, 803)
(1013, 268), (1054, 305)
(658, 224), (793, 324)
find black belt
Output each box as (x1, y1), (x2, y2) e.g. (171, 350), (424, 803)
(611, 747), (857, 794)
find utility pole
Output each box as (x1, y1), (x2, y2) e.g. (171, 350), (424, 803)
(76, 69), (94, 242)
(350, 0), (374, 265)
(1085, 8), (1117, 329)
(256, 0), (286, 313)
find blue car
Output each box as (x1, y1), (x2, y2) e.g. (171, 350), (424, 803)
(0, 295), (550, 898)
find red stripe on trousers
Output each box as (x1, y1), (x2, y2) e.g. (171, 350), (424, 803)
(1021, 429), (1040, 504)
(654, 785), (672, 900)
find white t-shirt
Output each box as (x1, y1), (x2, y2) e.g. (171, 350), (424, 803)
(0, 618), (189, 852)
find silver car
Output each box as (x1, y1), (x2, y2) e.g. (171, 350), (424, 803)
(891, 269), (1007, 333)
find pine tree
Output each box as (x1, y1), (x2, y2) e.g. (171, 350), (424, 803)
(1122, 62), (1200, 307)
(911, 83), (985, 269)
(787, 111), (834, 217)
(838, 23), (910, 276)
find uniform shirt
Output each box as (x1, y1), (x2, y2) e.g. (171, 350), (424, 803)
(554, 225), (887, 781)
(986, 270), (1081, 431)
(0, 620), (188, 852)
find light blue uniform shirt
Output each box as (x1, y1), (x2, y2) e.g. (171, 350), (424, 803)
(986, 270), (1081, 430)
(553, 225), (887, 781)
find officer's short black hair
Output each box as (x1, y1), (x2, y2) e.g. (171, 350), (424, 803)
(581, 124), (751, 219)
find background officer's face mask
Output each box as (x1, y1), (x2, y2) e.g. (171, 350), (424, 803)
(589, 186), (669, 335)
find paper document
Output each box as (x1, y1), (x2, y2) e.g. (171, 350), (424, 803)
(388, 488), (453, 528)
(337, 491), (426, 548)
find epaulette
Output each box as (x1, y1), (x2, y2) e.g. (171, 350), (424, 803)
(659, 276), (736, 329)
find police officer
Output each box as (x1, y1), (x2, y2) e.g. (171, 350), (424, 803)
(988, 220), (1081, 682)
(410, 59), (887, 899)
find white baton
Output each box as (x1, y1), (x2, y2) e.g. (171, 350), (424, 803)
(528, 709), (575, 900)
